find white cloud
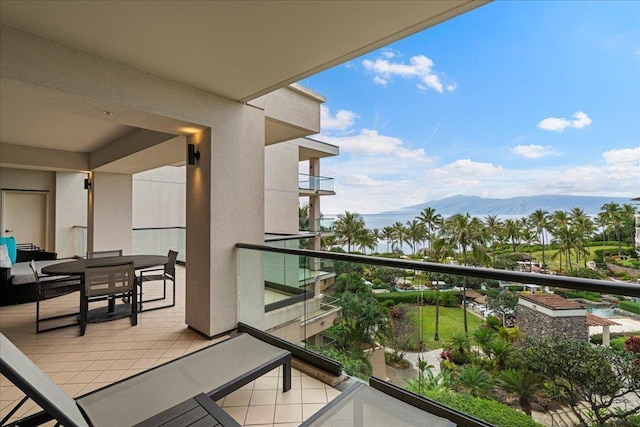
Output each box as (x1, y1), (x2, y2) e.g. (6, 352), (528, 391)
(602, 146), (640, 180)
(321, 148), (639, 214)
(571, 111), (592, 129)
(362, 54), (455, 93)
(320, 129), (428, 161)
(381, 48), (396, 59)
(321, 105), (359, 133)
(511, 144), (557, 159)
(537, 111), (592, 131)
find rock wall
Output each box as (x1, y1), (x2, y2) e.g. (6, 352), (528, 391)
(516, 305), (588, 343)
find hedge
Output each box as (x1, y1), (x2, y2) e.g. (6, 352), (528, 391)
(373, 290), (460, 307)
(554, 290), (602, 302)
(419, 388), (542, 427)
(620, 301), (640, 315)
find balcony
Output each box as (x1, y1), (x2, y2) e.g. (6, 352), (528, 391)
(298, 174), (335, 196)
(3, 244), (639, 426)
(237, 242), (640, 427)
(299, 218), (336, 235)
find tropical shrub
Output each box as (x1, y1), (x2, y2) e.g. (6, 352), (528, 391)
(620, 301), (640, 315)
(521, 337), (640, 426)
(554, 290), (602, 302)
(405, 388), (542, 427)
(312, 346), (371, 379)
(564, 267), (605, 280)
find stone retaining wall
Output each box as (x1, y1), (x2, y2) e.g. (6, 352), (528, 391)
(516, 305), (589, 342)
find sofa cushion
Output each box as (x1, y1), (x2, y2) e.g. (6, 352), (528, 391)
(10, 260), (73, 285)
(0, 245), (11, 268)
(0, 237), (17, 264)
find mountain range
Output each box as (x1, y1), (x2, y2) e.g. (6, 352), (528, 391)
(382, 195), (636, 216)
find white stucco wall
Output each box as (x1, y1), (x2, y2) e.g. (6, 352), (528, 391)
(55, 172), (87, 258)
(133, 166), (186, 228)
(265, 142), (299, 234)
(0, 167), (57, 251)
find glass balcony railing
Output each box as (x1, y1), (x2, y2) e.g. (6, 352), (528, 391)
(237, 242), (640, 427)
(298, 173), (335, 193)
(299, 217), (335, 232)
(72, 225), (186, 262)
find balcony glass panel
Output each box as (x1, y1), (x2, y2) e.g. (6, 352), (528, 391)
(237, 243), (640, 427)
(73, 226), (186, 262)
(299, 173), (335, 192)
(300, 217), (336, 232)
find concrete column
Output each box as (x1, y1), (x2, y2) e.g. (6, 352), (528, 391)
(87, 172), (133, 255)
(308, 158), (321, 251)
(186, 105), (265, 337)
(602, 326), (611, 347)
(55, 172), (87, 258)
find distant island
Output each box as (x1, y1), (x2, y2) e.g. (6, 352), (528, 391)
(381, 194), (636, 216)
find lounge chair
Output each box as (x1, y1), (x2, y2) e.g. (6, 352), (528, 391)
(0, 330), (291, 426)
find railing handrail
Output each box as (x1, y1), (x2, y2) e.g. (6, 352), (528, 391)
(235, 243), (640, 297)
(298, 173), (334, 180)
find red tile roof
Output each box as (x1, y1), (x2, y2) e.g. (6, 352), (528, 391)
(520, 294), (585, 310)
(585, 313), (620, 327)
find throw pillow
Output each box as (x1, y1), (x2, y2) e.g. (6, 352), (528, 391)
(0, 244), (11, 268)
(0, 237), (16, 264)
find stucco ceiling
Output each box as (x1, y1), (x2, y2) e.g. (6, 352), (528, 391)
(0, 0), (487, 173)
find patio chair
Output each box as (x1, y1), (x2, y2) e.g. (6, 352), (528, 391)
(0, 330), (291, 426)
(137, 249), (177, 312)
(86, 249), (123, 259)
(81, 261), (136, 336)
(30, 261), (82, 334)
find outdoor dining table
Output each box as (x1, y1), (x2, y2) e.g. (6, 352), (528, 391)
(41, 255), (169, 322)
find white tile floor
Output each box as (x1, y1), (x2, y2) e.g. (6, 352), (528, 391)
(0, 266), (342, 426)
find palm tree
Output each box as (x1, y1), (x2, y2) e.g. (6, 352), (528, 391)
(333, 211), (366, 253)
(529, 209), (550, 272)
(520, 227), (536, 271)
(381, 226), (395, 253)
(502, 218), (521, 253)
(418, 207), (442, 250)
(405, 219), (426, 256)
(455, 366), (492, 397)
(498, 369), (543, 416)
(550, 210), (570, 269)
(488, 340), (516, 371)
(443, 213), (488, 334)
(391, 221), (406, 254)
(472, 327), (496, 356)
(428, 237), (454, 341)
(298, 204), (309, 231)
(600, 202), (624, 255)
(356, 229), (376, 254)
(572, 215), (595, 267)
(484, 215), (503, 266)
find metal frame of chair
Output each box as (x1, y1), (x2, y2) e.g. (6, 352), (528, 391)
(85, 249), (123, 259)
(80, 261), (137, 336)
(30, 261), (82, 334)
(137, 250), (177, 312)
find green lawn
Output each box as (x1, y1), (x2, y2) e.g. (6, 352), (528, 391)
(411, 305), (485, 351)
(526, 244), (629, 272)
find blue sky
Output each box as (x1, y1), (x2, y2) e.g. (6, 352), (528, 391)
(300, 1), (640, 214)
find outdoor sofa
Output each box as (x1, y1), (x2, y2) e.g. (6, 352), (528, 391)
(0, 251), (79, 306)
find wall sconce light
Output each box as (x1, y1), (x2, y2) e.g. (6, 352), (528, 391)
(187, 143), (200, 165)
(84, 178), (91, 190)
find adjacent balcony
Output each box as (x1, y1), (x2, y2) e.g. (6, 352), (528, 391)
(299, 218), (335, 235)
(298, 174), (335, 195)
